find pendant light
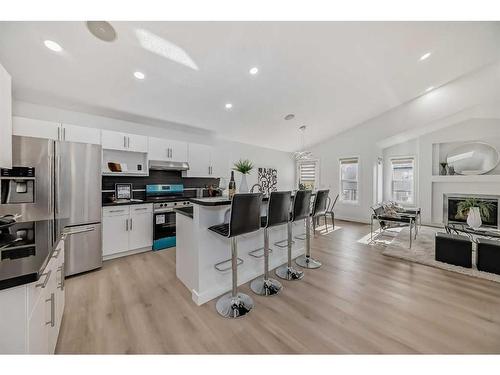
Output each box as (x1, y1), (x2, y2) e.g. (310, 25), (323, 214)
(293, 125), (313, 160)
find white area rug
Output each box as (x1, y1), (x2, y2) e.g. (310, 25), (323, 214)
(375, 225), (500, 283)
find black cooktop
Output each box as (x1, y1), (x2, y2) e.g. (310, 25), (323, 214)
(0, 219), (59, 290)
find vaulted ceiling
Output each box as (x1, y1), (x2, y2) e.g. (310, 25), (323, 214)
(1, 21), (499, 151)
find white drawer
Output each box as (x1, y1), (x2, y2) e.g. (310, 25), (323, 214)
(102, 206), (130, 217)
(130, 204), (152, 214)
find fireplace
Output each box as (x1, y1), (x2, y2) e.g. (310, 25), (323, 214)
(444, 194), (500, 228)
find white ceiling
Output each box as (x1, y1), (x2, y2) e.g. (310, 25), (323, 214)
(1, 21), (499, 151)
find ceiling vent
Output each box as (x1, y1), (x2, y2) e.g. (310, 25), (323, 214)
(86, 21), (117, 42)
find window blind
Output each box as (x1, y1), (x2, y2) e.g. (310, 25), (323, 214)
(298, 162), (316, 182)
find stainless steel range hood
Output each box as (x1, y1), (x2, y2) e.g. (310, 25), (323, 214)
(149, 160), (190, 171)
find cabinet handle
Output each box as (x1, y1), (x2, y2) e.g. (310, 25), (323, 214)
(58, 264), (65, 291)
(126, 218), (129, 231)
(123, 136), (127, 148)
(134, 207), (148, 211)
(63, 127), (66, 141)
(109, 209), (125, 213)
(36, 269), (52, 288)
(57, 127), (61, 141)
(130, 218), (133, 230)
(46, 293), (55, 327)
(128, 137), (130, 149)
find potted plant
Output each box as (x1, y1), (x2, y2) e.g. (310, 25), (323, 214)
(456, 198), (495, 230)
(233, 159), (254, 192)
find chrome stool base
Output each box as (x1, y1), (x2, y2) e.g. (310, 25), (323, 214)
(250, 277), (282, 296)
(216, 292), (254, 318)
(295, 255), (322, 269)
(275, 265), (304, 280)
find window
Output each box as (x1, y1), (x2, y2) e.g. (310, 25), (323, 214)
(339, 157), (359, 202)
(391, 157), (415, 204)
(297, 161), (317, 190)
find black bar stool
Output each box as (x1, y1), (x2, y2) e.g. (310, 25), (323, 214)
(275, 190), (311, 280)
(209, 193), (263, 318)
(250, 191), (291, 296)
(296, 189), (329, 269)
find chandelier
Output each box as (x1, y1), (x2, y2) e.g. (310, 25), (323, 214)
(293, 125), (313, 160)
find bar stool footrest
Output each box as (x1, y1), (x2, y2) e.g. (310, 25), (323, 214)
(248, 247), (273, 258)
(274, 239), (295, 248)
(214, 257), (243, 272)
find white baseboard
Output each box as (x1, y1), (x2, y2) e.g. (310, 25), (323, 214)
(103, 246), (152, 261)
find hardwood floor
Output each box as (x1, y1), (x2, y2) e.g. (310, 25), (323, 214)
(56, 220), (500, 354)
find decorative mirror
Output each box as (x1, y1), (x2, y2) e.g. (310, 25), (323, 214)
(446, 142), (500, 175)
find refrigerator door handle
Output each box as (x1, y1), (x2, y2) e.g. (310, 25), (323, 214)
(55, 155), (61, 214)
(48, 155), (53, 214)
(63, 226), (95, 236)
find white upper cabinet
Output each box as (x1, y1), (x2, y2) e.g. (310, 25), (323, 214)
(186, 143), (226, 178)
(101, 130), (147, 152)
(210, 148), (228, 178)
(148, 136), (170, 160)
(186, 143), (213, 177)
(169, 139), (188, 162)
(61, 123), (100, 145)
(0, 63), (12, 168)
(13, 116), (60, 140)
(13, 117), (101, 145)
(148, 136), (188, 162)
(127, 133), (148, 153)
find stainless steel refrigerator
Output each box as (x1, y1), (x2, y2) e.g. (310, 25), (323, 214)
(0, 135), (102, 276)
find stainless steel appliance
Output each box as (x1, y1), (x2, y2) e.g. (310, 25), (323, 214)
(1, 167), (35, 204)
(0, 136), (102, 276)
(146, 184), (191, 250)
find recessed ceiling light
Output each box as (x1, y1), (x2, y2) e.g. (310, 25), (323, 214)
(225, 103), (233, 110)
(419, 52), (431, 61)
(249, 67), (259, 75)
(284, 114), (295, 120)
(134, 71), (145, 80)
(86, 21), (117, 42)
(425, 86), (434, 92)
(44, 40), (63, 52)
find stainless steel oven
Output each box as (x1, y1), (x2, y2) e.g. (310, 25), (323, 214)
(146, 184), (191, 251)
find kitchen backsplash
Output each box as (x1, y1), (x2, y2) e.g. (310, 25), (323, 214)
(102, 170), (220, 203)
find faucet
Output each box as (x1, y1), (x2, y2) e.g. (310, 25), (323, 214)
(250, 183), (263, 193)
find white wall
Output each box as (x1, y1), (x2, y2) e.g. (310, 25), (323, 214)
(309, 62), (500, 224)
(12, 101), (296, 191)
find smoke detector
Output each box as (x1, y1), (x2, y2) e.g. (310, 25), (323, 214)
(86, 21), (117, 42)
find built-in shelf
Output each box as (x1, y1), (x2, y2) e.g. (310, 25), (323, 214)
(431, 175), (500, 183)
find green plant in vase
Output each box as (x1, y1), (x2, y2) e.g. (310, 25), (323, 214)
(232, 159), (254, 192)
(456, 198), (494, 229)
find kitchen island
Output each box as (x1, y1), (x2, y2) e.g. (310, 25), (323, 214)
(175, 197), (307, 305)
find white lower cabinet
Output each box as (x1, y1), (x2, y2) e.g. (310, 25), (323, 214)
(102, 204), (153, 259)
(0, 238), (65, 354)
